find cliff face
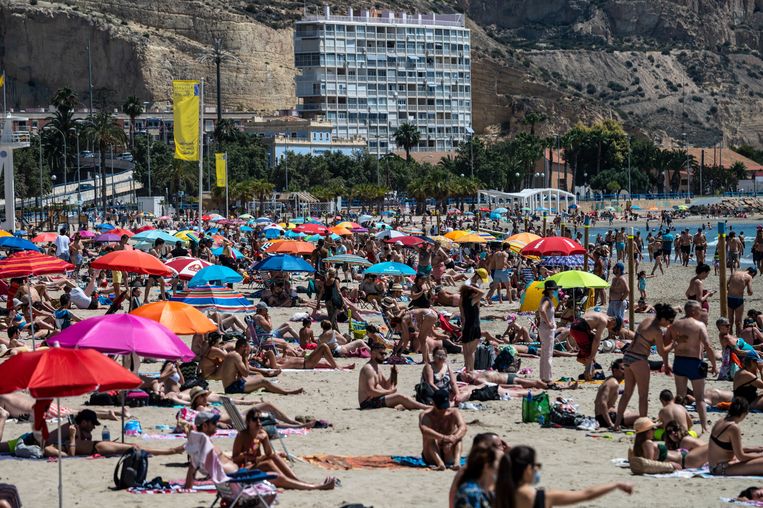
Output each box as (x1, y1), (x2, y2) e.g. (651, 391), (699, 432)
(3, 0), (763, 147)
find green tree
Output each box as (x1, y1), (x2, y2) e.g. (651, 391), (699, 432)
(393, 123), (421, 162)
(51, 87), (79, 113)
(214, 119), (244, 146)
(121, 96), (143, 149)
(81, 112), (128, 211)
(15, 135), (52, 217)
(522, 111), (547, 136)
(248, 178), (275, 215)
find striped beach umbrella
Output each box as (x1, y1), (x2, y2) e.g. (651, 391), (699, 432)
(170, 285), (254, 313)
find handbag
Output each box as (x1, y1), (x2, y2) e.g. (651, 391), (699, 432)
(522, 391), (551, 424)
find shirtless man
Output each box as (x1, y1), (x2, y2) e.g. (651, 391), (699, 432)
(220, 338), (303, 395)
(433, 286), (461, 307)
(458, 369), (577, 391)
(419, 389), (467, 470)
(727, 267), (757, 335)
(570, 310), (623, 381)
(657, 389), (693, 433)
(693, 228), (707, 266)
(487, 246), (512, 304)
(607, 262), (629, 321)
(595, 359), (638, 429)
(615, 227), (626, 262)
(665, 300), (717, 433)
(727, 231), (743, 270)
(678, 229), (692, 267)
(357, 341), (427, 410)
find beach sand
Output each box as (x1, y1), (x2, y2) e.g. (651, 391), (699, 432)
(2, 217), (763, 507)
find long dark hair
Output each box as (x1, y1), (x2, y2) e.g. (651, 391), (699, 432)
(728, 396), (750, 419)
(494, 446), (536, 508)
(633, 431), (649, 458)
(457, 446), (498, 488)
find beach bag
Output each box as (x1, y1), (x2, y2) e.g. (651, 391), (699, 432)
(549, 399), (581, 427)
(522, 391), (551, 424)
(469, 385), (500, 402)
(493, 346), (520, 373)
(88, 391), (119, 406)
(474, 342), (496, 371)
(627, 449), (675, 475)
(125, 390), (149, 408)
(114, 448), (149, 489)
(14, 440), (43, 459)
(414, 382), (436, 405)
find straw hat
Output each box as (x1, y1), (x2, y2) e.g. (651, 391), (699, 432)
(633, 417), (656, 434)
(189, 386), (210, 406)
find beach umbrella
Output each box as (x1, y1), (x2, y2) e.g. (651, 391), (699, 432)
(519, 281), (560, 312)
(130, 301), (217, 335)
(366, 261), (416, 276)
(630, 205), (641, 211)
(76, 230), (96, 239)
(256, 217), (271, 223)
(252, 254), (316, 273)
(31, 232), (58, 243)
(93, 233), (122, 243)
(358, 214), (373, 224)
(384, 235), (425, 247)
(536, 207), (549, 212)
(444, 230), (469, 240)
(95, 223), (115, 230)
(239, 214), (253, 220)
(429, 236), (457, 248)
(264, 228), (284, 239)
(455, 233), (488, 244)
(211, 246), (244, 258)
(337, 221), (362, 229)
(285, 230), (306, 239)
(189, 265), (243, 287)
(375, 229), (405, 239)
(170, 285), (254, 313)
(324, 254), (372, 266)
(374, 222), (392, 230)
(266, 240), (314, 255)
(133, 225), (155, 233)
(540, 255), (594, 268)
(504, 232), (542, 253)
(165, 256), (212, 281)
(0, 346), (141, 508)
(464, 211), (475, 216)
(521, 236), (585, 257)
(0, 230), (11, 237)
(110, 228), (134, 238)
(91, 250), (174, 276)
(492, 207), (508, 214)
(330, 226), (354, 236)
(547, 270), (609, 289)
(240, 226), (254, 232)
(294, 223), (328, 235)
(175, 230), (200, 242)
(132, 229), (182, 244)
(0, 236), (40, 251)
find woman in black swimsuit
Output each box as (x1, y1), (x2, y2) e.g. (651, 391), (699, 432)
(494, 445), (634, 508)
(708, 397), (763, 476)
(733, 354), (763, 410)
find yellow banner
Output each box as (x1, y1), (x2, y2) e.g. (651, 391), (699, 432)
(0, 73), (5, 88)
(215, 152), (227, 187)
(172, 80), (200, 161)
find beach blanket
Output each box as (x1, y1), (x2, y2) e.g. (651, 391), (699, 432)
(721, 498), (763, 507)
(140, 428), (309, 440)
(0, 453), (105, 461)
(128, 481), (216, 494)
(302, 454), (465, 470)
(611, 459), (763, 479)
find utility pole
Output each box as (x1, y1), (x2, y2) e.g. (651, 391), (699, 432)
(87, 41), (94, 115)
(214, 38), (223, 124)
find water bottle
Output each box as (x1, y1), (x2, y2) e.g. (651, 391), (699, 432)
(101, 425), (111, 442)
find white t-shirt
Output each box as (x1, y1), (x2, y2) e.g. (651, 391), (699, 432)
(69, 287), (91, 309)
(54, 235), (70, 256)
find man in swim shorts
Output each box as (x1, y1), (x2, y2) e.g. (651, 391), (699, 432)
(607, 262), (628, 321)
(665, 301), (717, 433)
(570, 310), (622, 381)
(358, 341), (427, 410)
(419, 389), (467, 470)
(594, 359), (638, 429)
(220, 338), (303, 396)
(727, 267), (756, 335)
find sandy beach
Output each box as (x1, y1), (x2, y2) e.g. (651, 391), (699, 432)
(1, 216), (762, 507)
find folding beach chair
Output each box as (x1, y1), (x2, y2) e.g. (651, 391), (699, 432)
(220, 396), (294, 463)
(212, 469), (277, 508)
(245, 316), (276, 354)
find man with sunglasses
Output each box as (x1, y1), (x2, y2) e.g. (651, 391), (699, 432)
(357, 341), (427, 410)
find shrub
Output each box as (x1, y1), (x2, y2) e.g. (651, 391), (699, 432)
(586, 83), (596, 94)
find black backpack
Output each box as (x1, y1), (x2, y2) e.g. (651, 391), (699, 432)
(113, 448), (149, 489)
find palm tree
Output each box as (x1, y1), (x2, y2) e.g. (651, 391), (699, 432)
(393, 123), (421, 162)
(249, 179), (275, 215)
(51, 87), (79, 113)
(81, 112), (128, 212)
(214, 118), (241, 146)
(522, 111), (547, 136)
(122, 96), (143, 149)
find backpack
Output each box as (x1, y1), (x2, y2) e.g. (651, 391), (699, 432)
(493, 347), (518, 373)
(113, 448), (149, 489)
(88, 391), (119, 406)
(474, 342), (496, 371)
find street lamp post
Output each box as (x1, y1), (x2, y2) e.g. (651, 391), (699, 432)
(45, 126), (67, 200)
(37, 133), (43, 226)
(73, 128), (81, 221)
(584, 172), (588, 199)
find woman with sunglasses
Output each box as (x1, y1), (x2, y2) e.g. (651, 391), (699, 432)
(231, 408), (337, 490)
(494, 445), (633, 508)
(613, 303), (676, 430)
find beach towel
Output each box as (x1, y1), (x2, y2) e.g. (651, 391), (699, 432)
(140, 428), (308, 440)
(720, 498), (763, 507)
(128, 480), (216, 494)
(611, 459), (763, 480)
(302, 454), (464, 470)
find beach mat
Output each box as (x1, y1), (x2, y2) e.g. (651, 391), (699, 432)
(612, 459), (763, 480)
(302, 454), (465, 470)
(128, 480), (216, 494)
(721, 498), (763, 507)
(140, 428), (309, 440)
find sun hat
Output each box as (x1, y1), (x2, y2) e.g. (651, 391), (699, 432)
(475, 268), (489, 283)
(633, 417), (656, 434)
(189, 386), (210, 406)
(390, 283), (403, 292)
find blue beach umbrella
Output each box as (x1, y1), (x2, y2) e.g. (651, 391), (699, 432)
(211, 246), (244, 258)
(96, 223), (115, 231)
(240, 226), (254, 232)
(365, 261), (416, 276)
(132, 230), (183, 244)
(252, 254), (315, 273)
(0, 237), (40, 252)
(189, 265), (243, 287)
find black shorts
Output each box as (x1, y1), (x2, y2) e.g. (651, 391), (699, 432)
(681, 245), (690, 254)
(360, 396), (386, 410)
(595, 412), (617, 428)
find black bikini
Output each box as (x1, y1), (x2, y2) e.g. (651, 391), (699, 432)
(734, 378), (759, 405)
(710, 425), (733, 451)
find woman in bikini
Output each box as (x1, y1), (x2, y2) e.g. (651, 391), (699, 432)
(614, 303), (676, 430)
(631, 417), (706, 469)
(685, 263), (715, 317)
(733, 353), (763, 410)
(231, 409), (337, 490)
(708, 397), (763, 476)
(663, 421), (707, 456)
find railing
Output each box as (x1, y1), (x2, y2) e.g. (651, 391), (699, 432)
(300, 14), (466, 28)
(577, 191), (763, 202)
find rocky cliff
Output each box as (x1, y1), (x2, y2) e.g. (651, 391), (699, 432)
(3, 0), (763, 147)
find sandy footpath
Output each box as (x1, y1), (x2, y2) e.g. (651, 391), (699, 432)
(1, 218), (762, 507)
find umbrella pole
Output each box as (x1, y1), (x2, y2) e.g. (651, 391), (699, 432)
(27, 281), (36, 351)
(57, 396), (63, 508)
(121, 390), (125, 443)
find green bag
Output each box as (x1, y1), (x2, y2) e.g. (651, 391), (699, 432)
(522, 391), (551, 424)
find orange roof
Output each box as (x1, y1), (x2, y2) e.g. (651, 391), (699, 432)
(687, 147), (763, 171)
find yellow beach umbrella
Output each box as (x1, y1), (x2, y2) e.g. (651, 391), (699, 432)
(504, 232), (541, 253)
(455, 233), (487, 244)
(329, 226), (353, 236)
(445, 230), (469, 240)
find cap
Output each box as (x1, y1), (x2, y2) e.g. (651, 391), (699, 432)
(256, 302), (268, 310)
(475, 268), (489, 283)
(189, 386), (210, 406)
(194, 411), (221, 428)
(633, 417), (656, 434)
(76, 409), (101, 426)
(433, 389), (451, 410)
(544, 280), (559, 290)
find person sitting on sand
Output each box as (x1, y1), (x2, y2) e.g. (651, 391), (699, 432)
(499, 315), (530, 344)
(41, 409), (184, 458)
(420, 389), (467, 471)
(184, 412), (239, 487)
(316, 320), (370, 358)
(298, 318), (317, 349)
(657, 389), (693, 435)
(231, 409), (337, 490)
(252, 302), (300, 344)
(220, 338), (303, 395)
(708, 397), (763, 476)
(357, 341), (428, 410)
(733, 352), (763, 410)
(433, 286), (461, 307)
(595, 359), (639, 430)
(663, 421), (706, 455)
(631, 417), (705, 470)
